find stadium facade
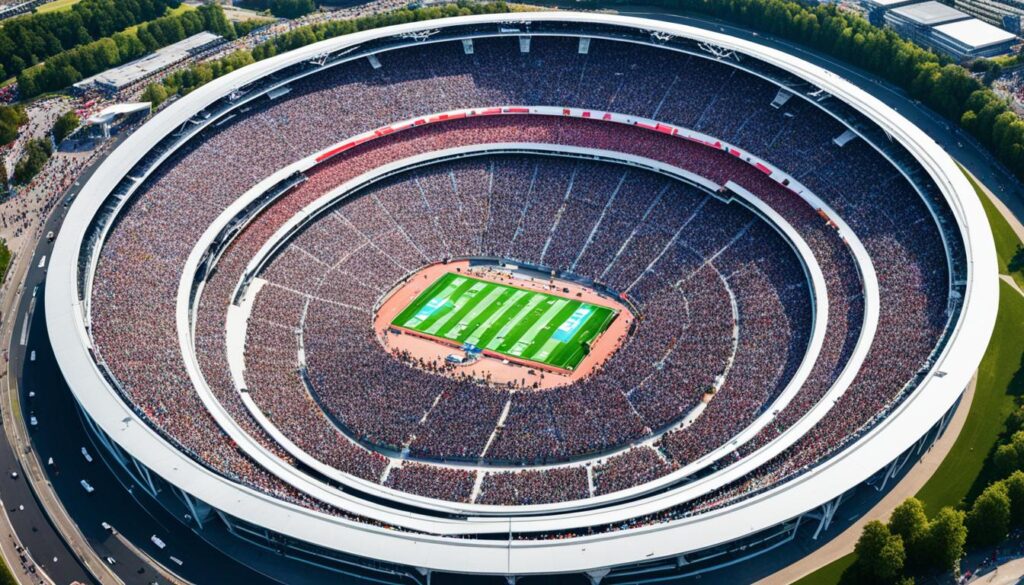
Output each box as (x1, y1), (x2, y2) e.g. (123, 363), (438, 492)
(46, 12), (998, 584)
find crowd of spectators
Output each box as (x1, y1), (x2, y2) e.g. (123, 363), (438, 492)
(87, 34), (949, 520)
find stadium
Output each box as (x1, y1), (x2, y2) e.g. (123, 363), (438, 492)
(45, 9), (998, 584)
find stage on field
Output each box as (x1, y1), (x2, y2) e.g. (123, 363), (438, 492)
(391, 272), (617, 371)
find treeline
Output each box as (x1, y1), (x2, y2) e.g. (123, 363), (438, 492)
(17, 4), (235, 99)
(251, 1), (511, 60)
(0, 105), (28, 146)
(583, 0), (1024, 179)
(142, 2), (511, 106)
(239, 0), (316, 19)
(0, 0), (180, 81)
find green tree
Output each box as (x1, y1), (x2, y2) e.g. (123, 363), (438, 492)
(17, 4), (233, 97)
(1005, 470), (1024, 527)
(993, 431), (1024, 477)
(921, 507), (967, 575)
(968, 482), (1011, 547)
(890, 498), (929, 545)
(52, 111), (80, 144)
(0, 0), (178, 81)
(0, 104), (28, 146)
(889, 498), (928, 571)
(12, 138), (52, 184)
(851, 520), (906, 584)
(141, 82), (168, 108)
(269, 0), (316, 19)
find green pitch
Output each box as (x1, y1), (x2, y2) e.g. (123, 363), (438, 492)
(392, 272), (617, 370)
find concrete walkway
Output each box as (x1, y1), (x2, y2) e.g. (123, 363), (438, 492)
(968, 558), (1024, 584)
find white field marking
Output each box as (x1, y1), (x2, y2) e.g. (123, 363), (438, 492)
(423, 282), (489, 335)
(464, 289), (529, 346)
(402, 277), (466, 328)
(533, 306), (595, 361)
(440, 285), (507, 340)
(506, 299), (570, 357)
(483, 294), (546, 351)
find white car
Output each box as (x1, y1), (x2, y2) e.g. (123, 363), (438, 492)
(37, 256), (46, 269)
(81, 447), (93, 463)
(150, 535), (166, 549)
(28, 416), (37, 427)
(80, 480), (94, 493)
(29, 351), (36, 362)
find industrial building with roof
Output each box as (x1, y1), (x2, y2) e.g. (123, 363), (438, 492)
(952, 0), (1024, 34)
(73, 31), (224, 94)
(880, 0), (1018, 58)
(930, 17), (1020, 57)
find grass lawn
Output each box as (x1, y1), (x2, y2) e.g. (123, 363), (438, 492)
(790, 168), (1023, 585)
(966, 169), (1024, 290)
(792, 554), (855, 585)
(913, 169), (1024, 514)
(34, 0), (81, 14)
(915, 280), (1024, 514)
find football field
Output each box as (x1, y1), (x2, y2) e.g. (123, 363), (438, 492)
(391, 272), (617, 370)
